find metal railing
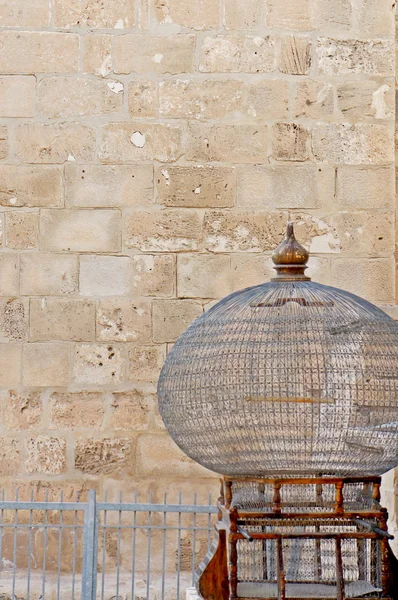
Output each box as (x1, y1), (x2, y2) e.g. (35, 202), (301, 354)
(0, 489), (217, 600)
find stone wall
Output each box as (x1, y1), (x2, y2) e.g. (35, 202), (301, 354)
(0, 0), (395, 509)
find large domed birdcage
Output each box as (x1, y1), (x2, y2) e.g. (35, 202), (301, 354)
(158, 223), (398, 478)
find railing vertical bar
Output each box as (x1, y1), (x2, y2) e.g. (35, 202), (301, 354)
(26, 488), (34, 600)
(146, 490), (152, 600)
(161, 492), (167, 600)
(191, 492), (197, 586)
(11, 488), (18, 600)
(101, 490), (108, 600)
(207, 493), (212, 551)
(131, 491), (137, 600)
(116, 491), (122, 600)
(176, 491), (182, 600)
(42, 489), (49, 600)
(56, 491), (64, 600)
(82, 489), (96, 600)
(71, 491), (78, 600)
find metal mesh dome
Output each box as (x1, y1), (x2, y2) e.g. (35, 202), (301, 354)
(157, 225), (398, 477)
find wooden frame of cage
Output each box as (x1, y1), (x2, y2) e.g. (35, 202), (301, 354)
(198, 476), (398, 600)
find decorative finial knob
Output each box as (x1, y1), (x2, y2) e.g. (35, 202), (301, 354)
(271, 222), (311, 282)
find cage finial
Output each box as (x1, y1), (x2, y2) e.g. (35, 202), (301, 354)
(271, 221), (311, 282)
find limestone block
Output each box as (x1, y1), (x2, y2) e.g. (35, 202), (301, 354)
(40, 209), (121, 252)
(38, 77), (123, 118)
(312, 123), (394, 164)
(132, 255), (176, 297)
(156, 166), (235, 208)
(30, 298), (95, 342)
(0, 298), (28, 342)
(0, 438), (20, 475)
(204, 210), (287, 252)
(20, 254), (78, 296)
(65, 164), (153, 208)
(124, 209), (202, 252)
(25, 436), (67, 474)
(267, 0), (311, 29)
(272, 123), (310, 162)
(337, 81), (394, 119)
(336, 167), (395, 209)
(5, 211), (38, 249)
(83, 34), (112, 76)
(224, 0), (265, 30)
(177, 255), (231, 299)
(154, 0), (219, 29)
(329, 211), (394, 255)
(231, 255), (274, 292)
(357, 0), (394, 35)
(110, 390), (154, 430)
(73, 344), (126, 385)
(331, 258), (395, 303)
(0, 32), (79, 74)
(200, 35), (276, 73)
(54, 0), (135, 28)
(99, 123), (183, 163)
(113, 34), (195, 74)
(0, 126), (7, 160)
(279, 36), (311, 75)
(79, 255), (132, 296)
(0, 254), (18, 295)
(0, 345), (21, 386)
(292, 214), (340, 254)
(49, 392), (104, 429)
(5, 391), (42, 430)
(246, 80), (289, 119)
(97, 299), (151, 343)
(317, 37), (394, 76)
(152, 299), (203, 342)
(237, 166), (334, 209)
(129, 81), (158, 118)
(0, 0), (50, 26)
(187, 123), (268, 163)
(15, 123), (96, 164)
(74, 437), (133, 474)
(23, 343), (71, 387)
(312, 0), (352, 30)
(0, 77), (35, 117)
(294, 80), (334, 119)
(128, 344), (166, 382)
(0, 165), (63, 208)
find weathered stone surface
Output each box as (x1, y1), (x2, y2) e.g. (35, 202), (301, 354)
(114, 34), (195, 74)
(156, 166), (235, 208)
(312, 0), (351, 30)
(312, 123), (394, 164)
(292, 214), (340, 254)
(30, 298), (95, 342)
(40, 209), (121, 252)
(267, 0), (311, 29)
(83, 34), (112, 76)
(204, 210), (287, 252)
(329, 211), (394, 254)
(177, 255), (231, 299)
(0, 254), (18, 296)
(246, 80), (289, 119)
(65, 164), (153, 208)
(200, 35), (276, 73)
(224, 0), (265, 30)
(357, 0), (394, 35)
(23, 343), (71, 387)
(5, 391), (42, 430)
(279, 36), (311, 75)
(0, 298), (28, 342)
(5, 211), (38, 249)
(49, 392), (104, 429)
(128, 344), (166, 383)
(0, 0), (50, 26)
(237, 166), (334, 209)
(0, 345), (21, 386)
(0, 126), (8, 160)
(74, 437), (133, 474)
(153, 299), (203, 342)
(231, 255), (274, 292)
(0, 165), (63, 208)
(54, 0), (135, 28)
(110, 390), (154, 430)
(97, 299), (151, 342)
(100, 123), (183, 163)
(0, 76), (35, 117)
(154, 0), (219, 29)
(129, 81), (158, 118)
(331, 258), (394, 303)
(272, 123), (310, 161)
(20, 254), (78, 296)
(337, 167), (395, 209)
(25, 436), (67, 474)
(337, 81), (394, 119)
(38, 77), (123, 118)
(125, 209), (202, 252)
(187, 123), (268, 163)
(15, 123), (96, 164)
(79, 255), (132, 296)
(294, 80), (334, 119)
(0, 438), (20, 475)
(73, 344), (126, 385)
(317, 37), (394, 76)
(0, 32), (79, 74)
(132, 255), (175, 297)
